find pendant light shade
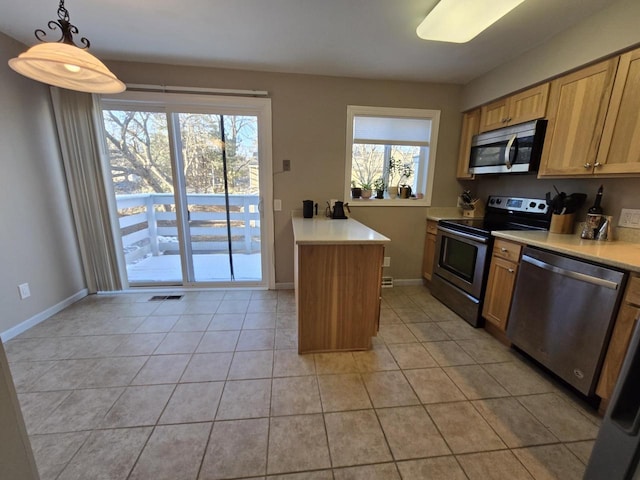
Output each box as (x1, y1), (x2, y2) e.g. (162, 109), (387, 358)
(8, 0), (125, 94)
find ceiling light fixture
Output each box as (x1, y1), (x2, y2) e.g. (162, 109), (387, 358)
(416, 0), (527, 43)
(8, 0), (125, 93)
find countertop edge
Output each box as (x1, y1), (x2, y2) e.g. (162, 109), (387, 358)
(492, 230), (640, 273)
(292, 216), (391, 245)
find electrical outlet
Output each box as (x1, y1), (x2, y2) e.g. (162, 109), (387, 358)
(274, 199), (282, 211)
(18, 283), (31, 299)
(619, 208), (640, 229)
(283, 159), (291, 171)
(383, 257), (391, 267)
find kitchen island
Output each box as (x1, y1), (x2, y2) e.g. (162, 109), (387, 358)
(292, 215), (390, 353)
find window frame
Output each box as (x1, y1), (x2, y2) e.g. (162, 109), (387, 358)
(344, 105), (440, 207)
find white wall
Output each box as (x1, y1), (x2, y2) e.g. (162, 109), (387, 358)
(0, 33), (85, 335)
(462, 0), (640, 109)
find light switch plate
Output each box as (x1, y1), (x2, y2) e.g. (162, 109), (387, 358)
(274, 199), (282, 211)
(619, 208), (640, 229)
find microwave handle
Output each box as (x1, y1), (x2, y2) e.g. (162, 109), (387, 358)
(504, 134), (517, 169)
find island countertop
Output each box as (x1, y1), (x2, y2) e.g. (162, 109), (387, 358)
(492, 230), (640, 273)
(292, 216), (390, 245)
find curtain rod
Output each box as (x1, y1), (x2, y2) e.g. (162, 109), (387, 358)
(125, 83), (269, 97)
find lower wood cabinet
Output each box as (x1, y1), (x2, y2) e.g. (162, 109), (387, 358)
(296, 243), (384, 353)
(422, 220), (438, 280)
(482, 239), (523, 333)
(596, 274), (640, 407)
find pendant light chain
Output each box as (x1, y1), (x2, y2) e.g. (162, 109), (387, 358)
(35, 0), (90, 49)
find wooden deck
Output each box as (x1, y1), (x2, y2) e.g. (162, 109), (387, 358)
(126, 252), (262, 284)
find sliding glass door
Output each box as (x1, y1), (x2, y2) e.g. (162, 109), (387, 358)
(100, 93), (273, 288)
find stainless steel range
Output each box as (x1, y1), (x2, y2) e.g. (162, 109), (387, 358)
(430, 196), (551, 327)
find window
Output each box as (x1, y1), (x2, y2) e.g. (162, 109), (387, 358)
(344, 105), (440, 206)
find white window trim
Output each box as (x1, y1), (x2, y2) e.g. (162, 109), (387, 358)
(344, 105), (440, 207)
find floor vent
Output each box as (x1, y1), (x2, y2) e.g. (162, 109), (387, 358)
(149, 295), (183, 301)
(381, 277), (394, 288)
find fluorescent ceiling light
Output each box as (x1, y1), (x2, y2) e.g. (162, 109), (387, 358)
(8, 0), (125, 94)
(416, 0), (527, 43)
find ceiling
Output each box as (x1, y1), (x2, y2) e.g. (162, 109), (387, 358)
(0, 0), (618, 84)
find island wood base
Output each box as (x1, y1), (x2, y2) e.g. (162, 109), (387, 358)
(295, 243), (384, 353)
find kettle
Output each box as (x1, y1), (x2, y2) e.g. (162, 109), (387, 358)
(326, 201), (350, 219)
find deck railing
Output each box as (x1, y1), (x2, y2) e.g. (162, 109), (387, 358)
(116, 193), (260, 265)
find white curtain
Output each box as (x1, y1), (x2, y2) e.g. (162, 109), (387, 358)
(50, 87), (122, 292)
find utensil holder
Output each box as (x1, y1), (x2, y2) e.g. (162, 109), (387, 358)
(549, 213), (575, 234)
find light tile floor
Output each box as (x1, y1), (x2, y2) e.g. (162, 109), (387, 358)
(4, 286), (600, 479)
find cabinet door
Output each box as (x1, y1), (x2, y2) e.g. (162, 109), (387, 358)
(482, 256), (518, 331)
(538, 58), (619, 177)
(479, 99), (508, 133)
(456, 109), (480, 179)
(422, 221), (437, 280)
(508, 83), (549, 125)
(596, 303), (640, 401)
(595, 48), (640, 175)
(596, 275), (640, 401)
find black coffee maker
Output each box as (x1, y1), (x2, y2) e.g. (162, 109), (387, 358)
(302, 200), (317, 218)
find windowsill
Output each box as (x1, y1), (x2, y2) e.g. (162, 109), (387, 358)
(346, 198), (430, 207)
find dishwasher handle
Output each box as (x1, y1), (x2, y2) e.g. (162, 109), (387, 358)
(521, 254), (621, 290)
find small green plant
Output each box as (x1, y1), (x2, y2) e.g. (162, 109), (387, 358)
(373, 178), (386, 191)
(360, 181), (372, 191)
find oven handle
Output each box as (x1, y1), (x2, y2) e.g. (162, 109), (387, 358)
(437, 225), (489, 244)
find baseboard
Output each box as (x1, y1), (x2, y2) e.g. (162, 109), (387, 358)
(275, 282), (294, 290)
(393, 278), (426, 286)
(1, 289), (89, 342)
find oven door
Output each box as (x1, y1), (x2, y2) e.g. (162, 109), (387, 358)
(434, 225), (489, 299)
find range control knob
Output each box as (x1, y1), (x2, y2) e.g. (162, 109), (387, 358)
(496, 198), (502, 204)
(538, 204), (546, 210)
(489, 198), (495, 205)
(529, 201), (536, 208)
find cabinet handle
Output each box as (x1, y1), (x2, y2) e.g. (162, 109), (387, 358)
(594, 162), (602, 168)
(508, 268), (515, 273)
(584, 163), (592, 169)
(501, 247), (508, 252)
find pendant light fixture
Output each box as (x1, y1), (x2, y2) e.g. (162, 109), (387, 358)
(417, 0), (527, 43)
(8, 0), (125, 93)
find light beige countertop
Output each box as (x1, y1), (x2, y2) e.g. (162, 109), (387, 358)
(426, 206), (468, 222)
(292, 216), (390, 245)
(493, 230), (640, 273)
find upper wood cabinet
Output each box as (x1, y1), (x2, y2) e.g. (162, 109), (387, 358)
(456, 109), (480, 179)
(538, 57), (619, 177)
(479, 83), (549, 133)
(594, 48), (640, 175)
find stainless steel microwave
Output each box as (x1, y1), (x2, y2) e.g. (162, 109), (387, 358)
(469, 119), (547, 175)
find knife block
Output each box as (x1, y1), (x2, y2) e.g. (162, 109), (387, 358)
(549, 213), (576, 234)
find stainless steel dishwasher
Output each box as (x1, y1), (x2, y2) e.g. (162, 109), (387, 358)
(506, 246), (627, 396)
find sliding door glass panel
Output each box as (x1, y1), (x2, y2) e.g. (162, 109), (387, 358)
(102, 110), (183, 284)
(176, 113), (262, 282)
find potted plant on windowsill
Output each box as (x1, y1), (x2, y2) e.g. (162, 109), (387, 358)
(373, 178), (386, 199)
(360, 182), (373, 199)
(351, 180), (362, 199)
(398, 163), (414, 199)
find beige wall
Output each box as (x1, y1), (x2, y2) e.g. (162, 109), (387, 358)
(0, 33), (86, 335)
(462, 0), (640, 109)
(108, 61), (464, 283)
